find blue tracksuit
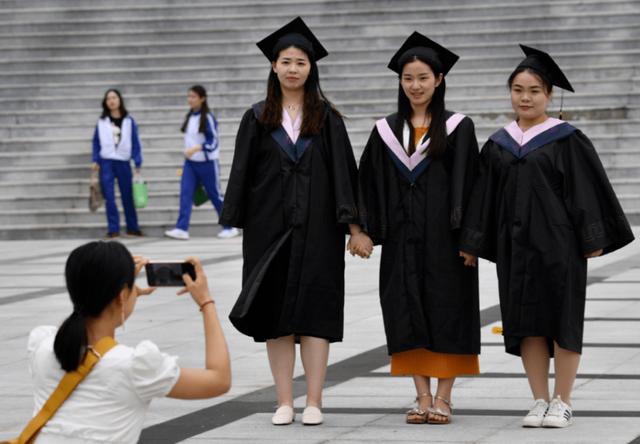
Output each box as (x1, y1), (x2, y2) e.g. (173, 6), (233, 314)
(175, 110), (229, 231)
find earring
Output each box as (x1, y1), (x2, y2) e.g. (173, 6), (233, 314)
(121, 308), (126, 332)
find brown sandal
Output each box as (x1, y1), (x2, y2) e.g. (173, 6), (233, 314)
(406, 393), (432, 424)
(427, 396), (453, 425)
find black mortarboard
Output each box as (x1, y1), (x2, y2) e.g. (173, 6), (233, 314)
(387, 31), (459, 75)
(256, 16), (328, 62)
(516, 45), (574, 92)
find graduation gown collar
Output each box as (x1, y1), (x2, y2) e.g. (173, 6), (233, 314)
(490, 118), (576, 158)
(252, 101), (312, 162)
(375, 111), (466, 182)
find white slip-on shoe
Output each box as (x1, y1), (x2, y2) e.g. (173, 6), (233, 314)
(217, 227), (239, 239)
(542, 396), (573, 428)
(271, 405), (295, 425)
(302, 406), (323, 426)
(164, 228), (189, 240)
(522, 399), (549, 427)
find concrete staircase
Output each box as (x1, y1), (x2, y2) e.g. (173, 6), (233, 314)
(1, 0), (639, 239)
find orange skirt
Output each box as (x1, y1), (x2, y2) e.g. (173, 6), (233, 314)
(391, 348), (479, 379)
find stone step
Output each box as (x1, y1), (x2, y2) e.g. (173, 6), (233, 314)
(0, 219), (227, 241)
(0, 0), (633, 9)
(610, 178), (640, 195)
(2, 31), (639, 59)
(2, 64), (638, 101)
(1, 0), (636, 23)
(3, 34), (639, 67)
(0, 190), (183, 211)
(2, 20), (638, 50)
(1, 57), (637, 89)
(0, 176), (190, 196)
(1, 7), (639, 35)
(618, 194), (640, 209)
(0, 204), (225, 226)
(2, 46), (639, 77)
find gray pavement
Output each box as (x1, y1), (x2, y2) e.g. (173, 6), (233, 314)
(1, 231), (639, 443)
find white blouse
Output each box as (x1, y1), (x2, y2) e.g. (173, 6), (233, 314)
(28, 326), (180, 444)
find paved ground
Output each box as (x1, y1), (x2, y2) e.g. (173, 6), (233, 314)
(1, 231), (639, 443)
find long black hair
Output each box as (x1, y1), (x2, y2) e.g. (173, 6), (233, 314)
(181, 84), (212, 134)
(101, 89), (128, 119)
(397, 55), (447, 157)
(53, 241), (135, 372)
(259, 45), (340, 136)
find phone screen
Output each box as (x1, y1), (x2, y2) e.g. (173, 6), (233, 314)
(145, 262), (196, 287)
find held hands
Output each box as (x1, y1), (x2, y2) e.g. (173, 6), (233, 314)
(459, 251), (477, 267)
(178, 257), (213, 307)
(185, 145), (202, 159)
(132, 255), (157, 297)
(585, 249), (603, 258)
(347, 232), (374, 259)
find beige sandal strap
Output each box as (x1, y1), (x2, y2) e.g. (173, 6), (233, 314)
(435, 395), (453, 409)
(428, 407), (450, 418)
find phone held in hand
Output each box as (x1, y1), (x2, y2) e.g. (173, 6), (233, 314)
(145, 262), (196, 287)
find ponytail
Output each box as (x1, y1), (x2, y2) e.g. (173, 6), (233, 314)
(54, 311), (88, 372)
(54, 241), (134, 371)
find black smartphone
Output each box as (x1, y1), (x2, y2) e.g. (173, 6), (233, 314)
(145, 262), (196, 287)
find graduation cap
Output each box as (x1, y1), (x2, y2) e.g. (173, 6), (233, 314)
(256, 16), (328, 62)
(516, 45), (575, 92)
(387, 31), (459, 75)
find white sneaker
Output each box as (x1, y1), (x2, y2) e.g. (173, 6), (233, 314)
(522, 399), (549, 427)
(271, 405), (295, 425)
(217, 227), (239, 239)
(542, 396), (573, 428)
(164, 228), (189, 240)
(302, 406), (323, 425)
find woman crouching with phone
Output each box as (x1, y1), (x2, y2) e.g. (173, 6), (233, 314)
(17, 241), (230, 443)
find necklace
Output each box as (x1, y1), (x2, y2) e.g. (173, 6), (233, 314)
(285, 103), (300, 111)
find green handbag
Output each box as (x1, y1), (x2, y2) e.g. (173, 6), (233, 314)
(193, 183), (209, 207)
(132, 176), (148, 209)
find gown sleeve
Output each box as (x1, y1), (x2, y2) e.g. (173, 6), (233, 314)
(559, 130), (635, 255)
(325, 110), (359, 226)
(459, 140), (500, 262)
(219, 108), (258, 228)
(448, 116), (480, 230)
(357, 127), (388, 245)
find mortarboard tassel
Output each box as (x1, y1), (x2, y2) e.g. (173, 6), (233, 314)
(559, 90), (565, 120)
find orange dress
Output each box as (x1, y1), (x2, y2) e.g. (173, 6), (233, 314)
(390, 126), (480, 379)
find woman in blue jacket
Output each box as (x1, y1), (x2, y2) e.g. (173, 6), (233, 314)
(165, 85), (238, 240)
(92, 89), (143, 238)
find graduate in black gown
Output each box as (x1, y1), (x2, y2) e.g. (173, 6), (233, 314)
(357, 32), (480, 425)
(459, 45), (635, 428)
(220, 17), (370, 426)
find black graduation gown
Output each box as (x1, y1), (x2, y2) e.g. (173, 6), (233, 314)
(220, 102), (359, 342)
(358, 111), (481, 355)
(460, 122), (635, 356)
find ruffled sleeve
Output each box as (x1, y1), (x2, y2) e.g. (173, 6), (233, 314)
(27, 325), (57, 358)
(129, 340), (180, 403)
